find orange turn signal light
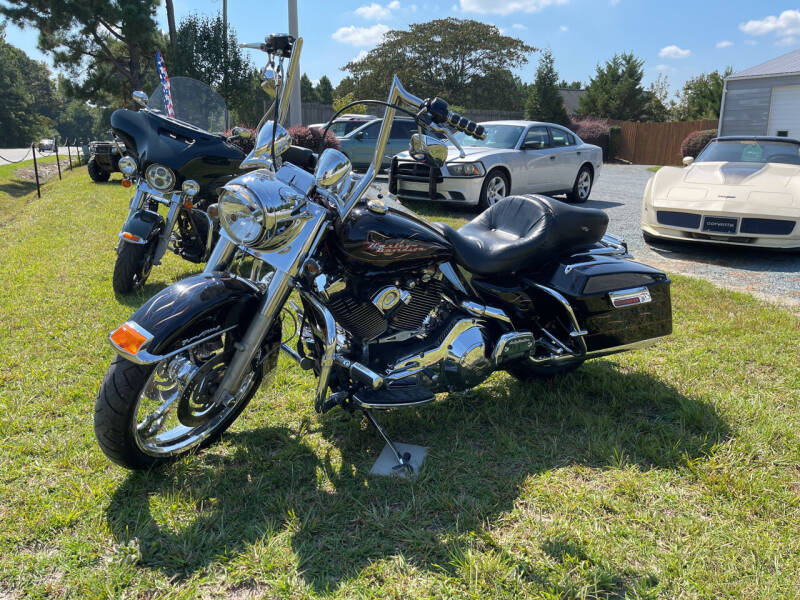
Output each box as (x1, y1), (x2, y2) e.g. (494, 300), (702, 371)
(183, 200), (194, 210)
(122, 179), (132, 188)
(110, 323), (150, 355)
(121, 232), (142, 243)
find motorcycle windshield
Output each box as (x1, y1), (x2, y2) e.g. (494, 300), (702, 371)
(147, 76), (227, 133)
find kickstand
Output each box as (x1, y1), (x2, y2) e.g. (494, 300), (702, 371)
(364, 409), (414, 475)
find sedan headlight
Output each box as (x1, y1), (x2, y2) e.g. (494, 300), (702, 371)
(218, 184), (265, 246)
(145, 164), (176, 192)
(446, 162), (485, 177)
(118, 156), (137, 177)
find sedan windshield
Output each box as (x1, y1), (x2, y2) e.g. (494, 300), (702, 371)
(448, 125), (524, 149)
(696, 140), (800, 165)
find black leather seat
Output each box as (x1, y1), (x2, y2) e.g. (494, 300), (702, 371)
(437, 195), (608, 275)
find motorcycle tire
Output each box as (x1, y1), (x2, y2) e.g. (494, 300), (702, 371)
(87, 157), (110, 183)
(112, 242), (154, 295)
(94, 319), (280, 469)
(505, 358), (584, 381)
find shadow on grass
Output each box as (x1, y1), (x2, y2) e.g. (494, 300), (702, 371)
(0, 180), (39, 198)
(106, 360), (728, 594)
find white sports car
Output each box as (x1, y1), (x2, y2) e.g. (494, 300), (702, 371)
(642, 136), (800, 250)
(389, 120), (603, 210)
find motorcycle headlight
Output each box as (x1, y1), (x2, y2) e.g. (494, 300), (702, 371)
(145, 164), (175, 192)
(446, 162), (485, 177)
(119, 156), (137, 177)
(218, 184), (265, 246)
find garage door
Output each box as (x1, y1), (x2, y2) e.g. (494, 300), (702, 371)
(768, 86), (800, 138)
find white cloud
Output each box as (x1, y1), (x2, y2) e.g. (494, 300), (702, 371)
(559, 25), (568, 32)
(512, 23), (527, 30)
(740, 10), (800, 37)
(353, 49), (369, 62)
(776, 36), (797, 46)
(458, 0), (567, 16)
(658, 44), (691, 59)
(355, 1), (400, 19)
(716, 40), (733, 48)
(655, 64), (676, 72)
(332, 24), (389, 46)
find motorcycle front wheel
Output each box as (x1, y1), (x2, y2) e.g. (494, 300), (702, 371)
(112, 241), (154, 294)
(94, 323), (280, 469)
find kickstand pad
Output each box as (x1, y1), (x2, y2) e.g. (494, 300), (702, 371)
(370, 443), (427, 477)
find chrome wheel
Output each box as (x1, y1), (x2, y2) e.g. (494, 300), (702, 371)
(131, 339), (257, 457)
(486, 174), (507, 206)
(577, 170), (592, 200)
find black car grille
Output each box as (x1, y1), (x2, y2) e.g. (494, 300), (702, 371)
(656, 211), (701, 229)
(395, 162), (442, 182)
(739, 218), (795, 235)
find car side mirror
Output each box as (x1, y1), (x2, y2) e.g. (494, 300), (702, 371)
(523, 141), (541, 150)
(409, 133), (448, 168)
(682, 156), (695, 166)
(354, 131), (365, 140)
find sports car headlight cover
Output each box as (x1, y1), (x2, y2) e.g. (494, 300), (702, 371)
(218, 184), (265, 246)
(447, 162), (485, 177)
(144, 164), (176, 192)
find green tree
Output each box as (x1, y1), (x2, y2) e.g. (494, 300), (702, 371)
(341, 18), (534, 110)
(558, 79), (582, 89)
(673, 67), (733, 120)
(1, 0), (163, 103)
(0, 24), (56, 146)
(332, 91), (366, 115)
(526, 50), (568, 124)
(300, 73), (319, 104)
(316, 75), (334, 105)
(578, 52), (650, 121)
(172, 13), (253, 117)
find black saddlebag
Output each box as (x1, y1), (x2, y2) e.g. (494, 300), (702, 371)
(544, 258), (672, 352)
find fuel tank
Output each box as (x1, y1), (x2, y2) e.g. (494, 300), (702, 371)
(110, 109), (244, 200)
(333, 203), (452, 272)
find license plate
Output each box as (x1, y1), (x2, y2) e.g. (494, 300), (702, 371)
(702, 216), (738, 234)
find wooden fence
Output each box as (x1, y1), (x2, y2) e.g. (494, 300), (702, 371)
(301, 102), (523, 127)
(609, 119), (718, 165)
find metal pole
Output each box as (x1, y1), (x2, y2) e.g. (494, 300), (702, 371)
(55, 138), (62, 180)
(288, 0), (301, 126)
(223, 0), (230, 130)
(66, 138), (73, 170)
(31, 144), (41, 198)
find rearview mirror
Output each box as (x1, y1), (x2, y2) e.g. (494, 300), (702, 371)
(254, 121), (291, 158)
(233, 127), (252, 140)
(132, 90), (148, 108)
(409, 133), (448, 168)
(260, 65), (281, 99)
(682, 156), (695, 166)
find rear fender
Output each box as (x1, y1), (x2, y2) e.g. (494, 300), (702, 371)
(108, 273), (263, 364)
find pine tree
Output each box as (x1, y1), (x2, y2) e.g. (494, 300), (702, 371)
(316, 75), (334, 106)
(525, 50), (568, 125)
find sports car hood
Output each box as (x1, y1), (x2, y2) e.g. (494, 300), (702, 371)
(682, 161), (798, 187)
(395, 145), (509, 162)
(650, 161), (800, 212)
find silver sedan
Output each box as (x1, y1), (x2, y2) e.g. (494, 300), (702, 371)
(389, 120), (603, 209)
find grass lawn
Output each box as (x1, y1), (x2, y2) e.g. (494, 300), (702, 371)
(646, 166), (662, 173)
(0, 155), (82, 225)
(0, 168), (798, 599)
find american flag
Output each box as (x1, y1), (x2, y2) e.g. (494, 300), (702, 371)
(155, 51), (175, 118)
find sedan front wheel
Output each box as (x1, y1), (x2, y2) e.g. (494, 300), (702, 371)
(567, 165), (593, 203)
(478, 170), (509, 210)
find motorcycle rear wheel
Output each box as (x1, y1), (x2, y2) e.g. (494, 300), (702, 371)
(94, 323), (279, 469)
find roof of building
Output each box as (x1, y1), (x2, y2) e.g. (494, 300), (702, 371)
(729, 48), (800, 79)
(558, 88), (586, 113)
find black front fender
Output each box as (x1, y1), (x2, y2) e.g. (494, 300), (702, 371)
(110, 273), (262, 363)
(120, 209), (164, 245)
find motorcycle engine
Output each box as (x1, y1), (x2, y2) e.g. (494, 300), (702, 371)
(321, 271), (449, 343)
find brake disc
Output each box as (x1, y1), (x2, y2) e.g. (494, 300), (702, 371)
(176, 355), (227, 427)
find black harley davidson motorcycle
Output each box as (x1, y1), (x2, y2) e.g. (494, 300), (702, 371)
(109, 77), (253, 294)
(95, 34), (672, 473)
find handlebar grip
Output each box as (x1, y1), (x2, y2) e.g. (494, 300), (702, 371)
(445, 111), (487, 140)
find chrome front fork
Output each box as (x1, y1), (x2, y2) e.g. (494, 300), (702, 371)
(152, 196), (182, 266)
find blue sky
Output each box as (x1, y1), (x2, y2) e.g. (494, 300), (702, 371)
(4, 1), (799, 98)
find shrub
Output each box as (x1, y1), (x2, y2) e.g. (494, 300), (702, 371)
(608, 125), (621, 159)
(287, 125), (341, 152)
(568, 116), (610, 159)
(680, 128), (717, 159)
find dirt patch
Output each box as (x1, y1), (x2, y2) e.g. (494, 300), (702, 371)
(14, 158), (73, 184)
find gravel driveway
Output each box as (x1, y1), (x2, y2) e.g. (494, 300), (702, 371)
(587, 164), (800, 310)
